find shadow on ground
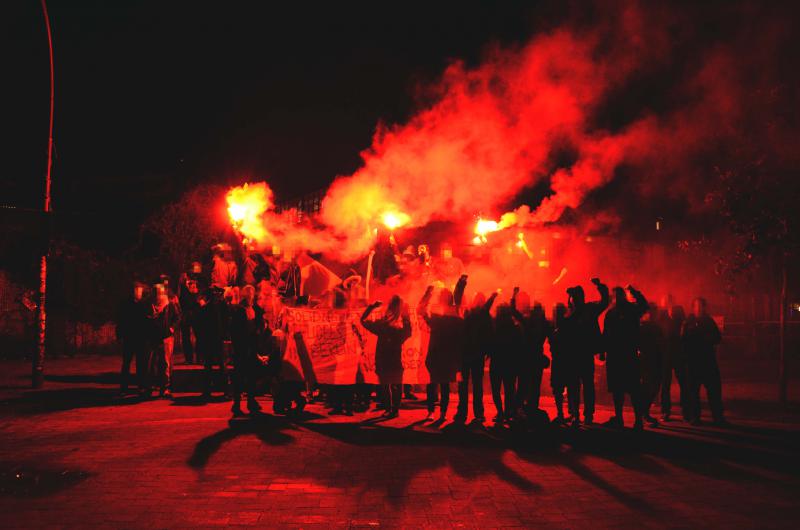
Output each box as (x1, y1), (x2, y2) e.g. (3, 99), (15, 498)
(185, 410), (800, 517)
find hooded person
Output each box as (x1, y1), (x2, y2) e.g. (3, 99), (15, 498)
(563, 278), (609, 426)
(603, 285), (649, 429)
(657, 297), (687, 421)
(196, 287), (227, 398)
(510, 289), (553, 417)
(455, 290), (498, 423)
(490, 303), (525, 423)
(682, 297), (725, 425)
(417, 275), (467, 422)
(360, 295), (413, 418)
(549, 303), (575, 423)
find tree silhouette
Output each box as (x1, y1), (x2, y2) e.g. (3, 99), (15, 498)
(141, 183), (232, 278)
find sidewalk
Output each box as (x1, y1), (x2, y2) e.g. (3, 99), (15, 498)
(0, 355), (799, 529)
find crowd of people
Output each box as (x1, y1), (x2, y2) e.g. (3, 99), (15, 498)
(116, 243), (726, 429)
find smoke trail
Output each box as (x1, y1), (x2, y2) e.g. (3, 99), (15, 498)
(237, 1), (797, 265)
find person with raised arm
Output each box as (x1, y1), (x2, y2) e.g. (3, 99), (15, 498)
(455, 290), (498, 424)
(603, 285), (649, 429)
(563, 277), (609, 426)
(360, 295), (412, 418)
(418, 275), (467, 422)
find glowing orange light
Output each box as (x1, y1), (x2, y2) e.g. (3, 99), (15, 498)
(381, 210), (410, 230)
(226, 182), (270, 244)
(475, 218), (500, 236)
(473, 217), (501, 244)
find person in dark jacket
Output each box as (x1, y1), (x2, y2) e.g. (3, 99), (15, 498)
(639, 302), (663, 426)
(657, 297), (687, 421)
(116, 282), (152, 395)
(603, 285), (648, 429)
(682, 297), (725, 425)
(455, 291), (498, 423)
(196, 288), (227, 398)
(563, 278), (609, 425)
(491, 303), (524, 423)
(549, 303), (573, 423)
(361, 295), (412, 418)
(178, 272), (200, 364)
(510, 289), (552, 415)
(418, 275), (467, 422)
(150, 283), (181, 398)
(230, 285), (265, 416)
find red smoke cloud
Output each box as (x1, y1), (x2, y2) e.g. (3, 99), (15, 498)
(319, 28), (628, 257)
(235, 1), (796, 273)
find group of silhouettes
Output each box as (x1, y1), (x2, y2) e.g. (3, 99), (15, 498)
(117, 267), (725, 429)
(362, 275), (725, 429)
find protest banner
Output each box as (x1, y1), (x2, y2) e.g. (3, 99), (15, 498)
(280, 306), (430, 384)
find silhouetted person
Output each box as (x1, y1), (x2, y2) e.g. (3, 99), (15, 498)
(418, 276), (466, 421)
(490, 304), (524, 423)
(603, 285), (648, 429)
(116, 282), (152, 395)
(549, 303), (574, 423)
(196, 288), (227, 398)
(639, 303), (663, 426)
(455, 291), (498, 423)
(230, 285), (264, 416)
(564, 278), (609, 425)
(150, 283), (181, 399)
(657, 298), (687, 421)
(510, 289), (552, 415)
(178, 271), (200, 364)
(373, 229), (401, 283)
(682, 297), (725, 425)
(361, 295), (412, 418)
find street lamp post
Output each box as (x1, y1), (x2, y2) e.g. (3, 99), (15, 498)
(33, 0), (54, 388)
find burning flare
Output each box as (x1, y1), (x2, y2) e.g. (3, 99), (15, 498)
(381, 210), (410, 231)
(226, 182), (272, 244)
(473, 210), (525, 244)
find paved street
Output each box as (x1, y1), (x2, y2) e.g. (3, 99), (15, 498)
(1, 355), (799, 529)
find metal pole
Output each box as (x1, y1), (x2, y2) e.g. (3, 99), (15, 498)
(779, 252), (788, 404)
(33, 0), (54, 388)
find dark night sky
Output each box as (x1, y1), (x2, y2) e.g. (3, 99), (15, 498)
(5, 1), (562, 246)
